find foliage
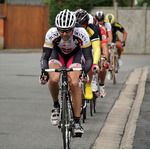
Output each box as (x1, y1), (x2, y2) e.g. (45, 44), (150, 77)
(117, 0), (128, 7)
(137, 0), (150, 6)
(93, 0), (113, 6)
(45, 0), (150, 27)
(48, 0), (112, 27)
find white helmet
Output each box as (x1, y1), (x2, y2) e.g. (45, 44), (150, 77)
(95, 11), (105, 21)
(55, 9), (76, 30)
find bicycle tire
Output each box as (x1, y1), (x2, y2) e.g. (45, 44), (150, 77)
(112, 54), (116, 85)
(80, 83), (87, 123)
(62, 92), (71, 149)
(82, 98), (86, 123)
(115, 56), (119, 73)
(93, 94), (97, 113)
(90, 98), (93, 116)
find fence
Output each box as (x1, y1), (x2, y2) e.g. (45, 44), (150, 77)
(0, 3), (150, 53)
(90, 3), (150, 54)
(0, 4), (49, 49)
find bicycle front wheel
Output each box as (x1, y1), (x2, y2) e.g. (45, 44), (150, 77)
(90, 98), (93, 116)
(82, 97), (87, 123)
(62, 93), (71, 149)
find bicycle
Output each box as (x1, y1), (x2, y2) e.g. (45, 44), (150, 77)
(90, 55), (106, 115)
(45, 66), (82, 149)
(108, 43), (119, 85)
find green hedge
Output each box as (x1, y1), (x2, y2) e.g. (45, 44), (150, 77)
(45, 0), (113, 27)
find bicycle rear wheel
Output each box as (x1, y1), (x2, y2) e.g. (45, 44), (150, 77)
(112, 54), (116, 85)
(62, 93), (71, 149)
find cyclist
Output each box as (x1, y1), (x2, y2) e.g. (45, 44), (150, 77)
(40, 9), (93, 135)
(95, 11), (112, 45)
(105, 13), (127, 66)
(92, 16), (109, 97)
(75, 9), (101, 100)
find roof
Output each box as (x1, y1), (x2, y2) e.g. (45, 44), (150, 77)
(5, 0), (47, 6)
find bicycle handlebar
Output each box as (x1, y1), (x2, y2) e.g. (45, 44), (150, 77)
(45, 67), (82, 73)
(108, 43), (116, 47)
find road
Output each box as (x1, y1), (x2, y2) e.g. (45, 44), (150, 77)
(0, 52), (150, 149)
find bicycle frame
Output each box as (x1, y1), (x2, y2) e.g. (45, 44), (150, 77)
(45, 66), (82, 149)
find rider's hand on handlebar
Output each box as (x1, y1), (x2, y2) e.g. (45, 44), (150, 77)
(108, 43), (112, 49)
(121, 41), (125, 47)
(91, 64), (99, 73)
(39, 69), (49, 85)
(80, 72), (89, 83)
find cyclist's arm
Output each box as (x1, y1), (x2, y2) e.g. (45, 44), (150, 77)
(108, 31), (112, 43)
(91, 39), (101, 65)
(115, 22), (127, 41)
(122, 29), (127, 42)
(105, 22), (112, 43)
(86, 24), (101, 65)
(82, 46), (93, 74)
(101, 42), (109, 61)
(40, 47), (52, 70)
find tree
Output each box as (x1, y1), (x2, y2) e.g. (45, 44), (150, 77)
(48, 0), (112, 27)
(137, 0), (150, 6)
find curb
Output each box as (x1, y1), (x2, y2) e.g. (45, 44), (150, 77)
(92, 66), (148, 149)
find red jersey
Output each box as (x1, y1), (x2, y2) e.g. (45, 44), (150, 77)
(99, 25), (107, 44)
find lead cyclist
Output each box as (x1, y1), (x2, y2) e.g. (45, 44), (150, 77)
(40, 9), (93, 135)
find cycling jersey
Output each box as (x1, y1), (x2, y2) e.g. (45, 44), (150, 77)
(85, 23), (101, 65)
(111, 22), (124, 42)
(99, 25), (107, 44)
(103, 21), (112, 33)
(40, 23), (93, 74)
(89, 15), (105, 44)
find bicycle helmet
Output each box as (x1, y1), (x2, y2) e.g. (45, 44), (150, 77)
(105, 13), (115, 25)
(95, 11), (105, 21)
(55, 9), (76, 30)
(75, 9), (83, 13)
(75, 10), (89, 25)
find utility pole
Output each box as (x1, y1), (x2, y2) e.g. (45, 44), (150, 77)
(113, 0), (117, 6)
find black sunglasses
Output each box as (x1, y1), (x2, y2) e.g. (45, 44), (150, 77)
(58, 28), (73, 33)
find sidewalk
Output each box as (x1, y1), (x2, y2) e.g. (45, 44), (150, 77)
(92, 66), (150, 149)
(132, 67), (150, 149)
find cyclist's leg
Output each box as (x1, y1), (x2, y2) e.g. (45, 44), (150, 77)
(84, 49), (93, 100)
(48, 50), (63, 125)
(81, 52), (93, 100)
(67, 52), (82, 118)
(115, 34), (123, 59)
(48, 50), (63, 103)
(67, 50), (84, 134)
(99, 43), (108, 97)
(85, 70), (93, 99)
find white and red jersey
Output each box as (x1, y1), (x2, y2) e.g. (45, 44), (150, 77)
(43, 24), (91, 55)
(99, 25), (107, 44)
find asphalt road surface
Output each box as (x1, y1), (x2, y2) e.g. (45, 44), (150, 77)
(0, 52), (150, 149)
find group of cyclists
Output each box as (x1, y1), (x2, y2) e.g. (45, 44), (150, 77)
(40, 9), (127, 136)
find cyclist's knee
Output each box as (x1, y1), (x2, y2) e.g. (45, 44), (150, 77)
(70, 80), (79, 88)
(49, 75), (59, 85)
